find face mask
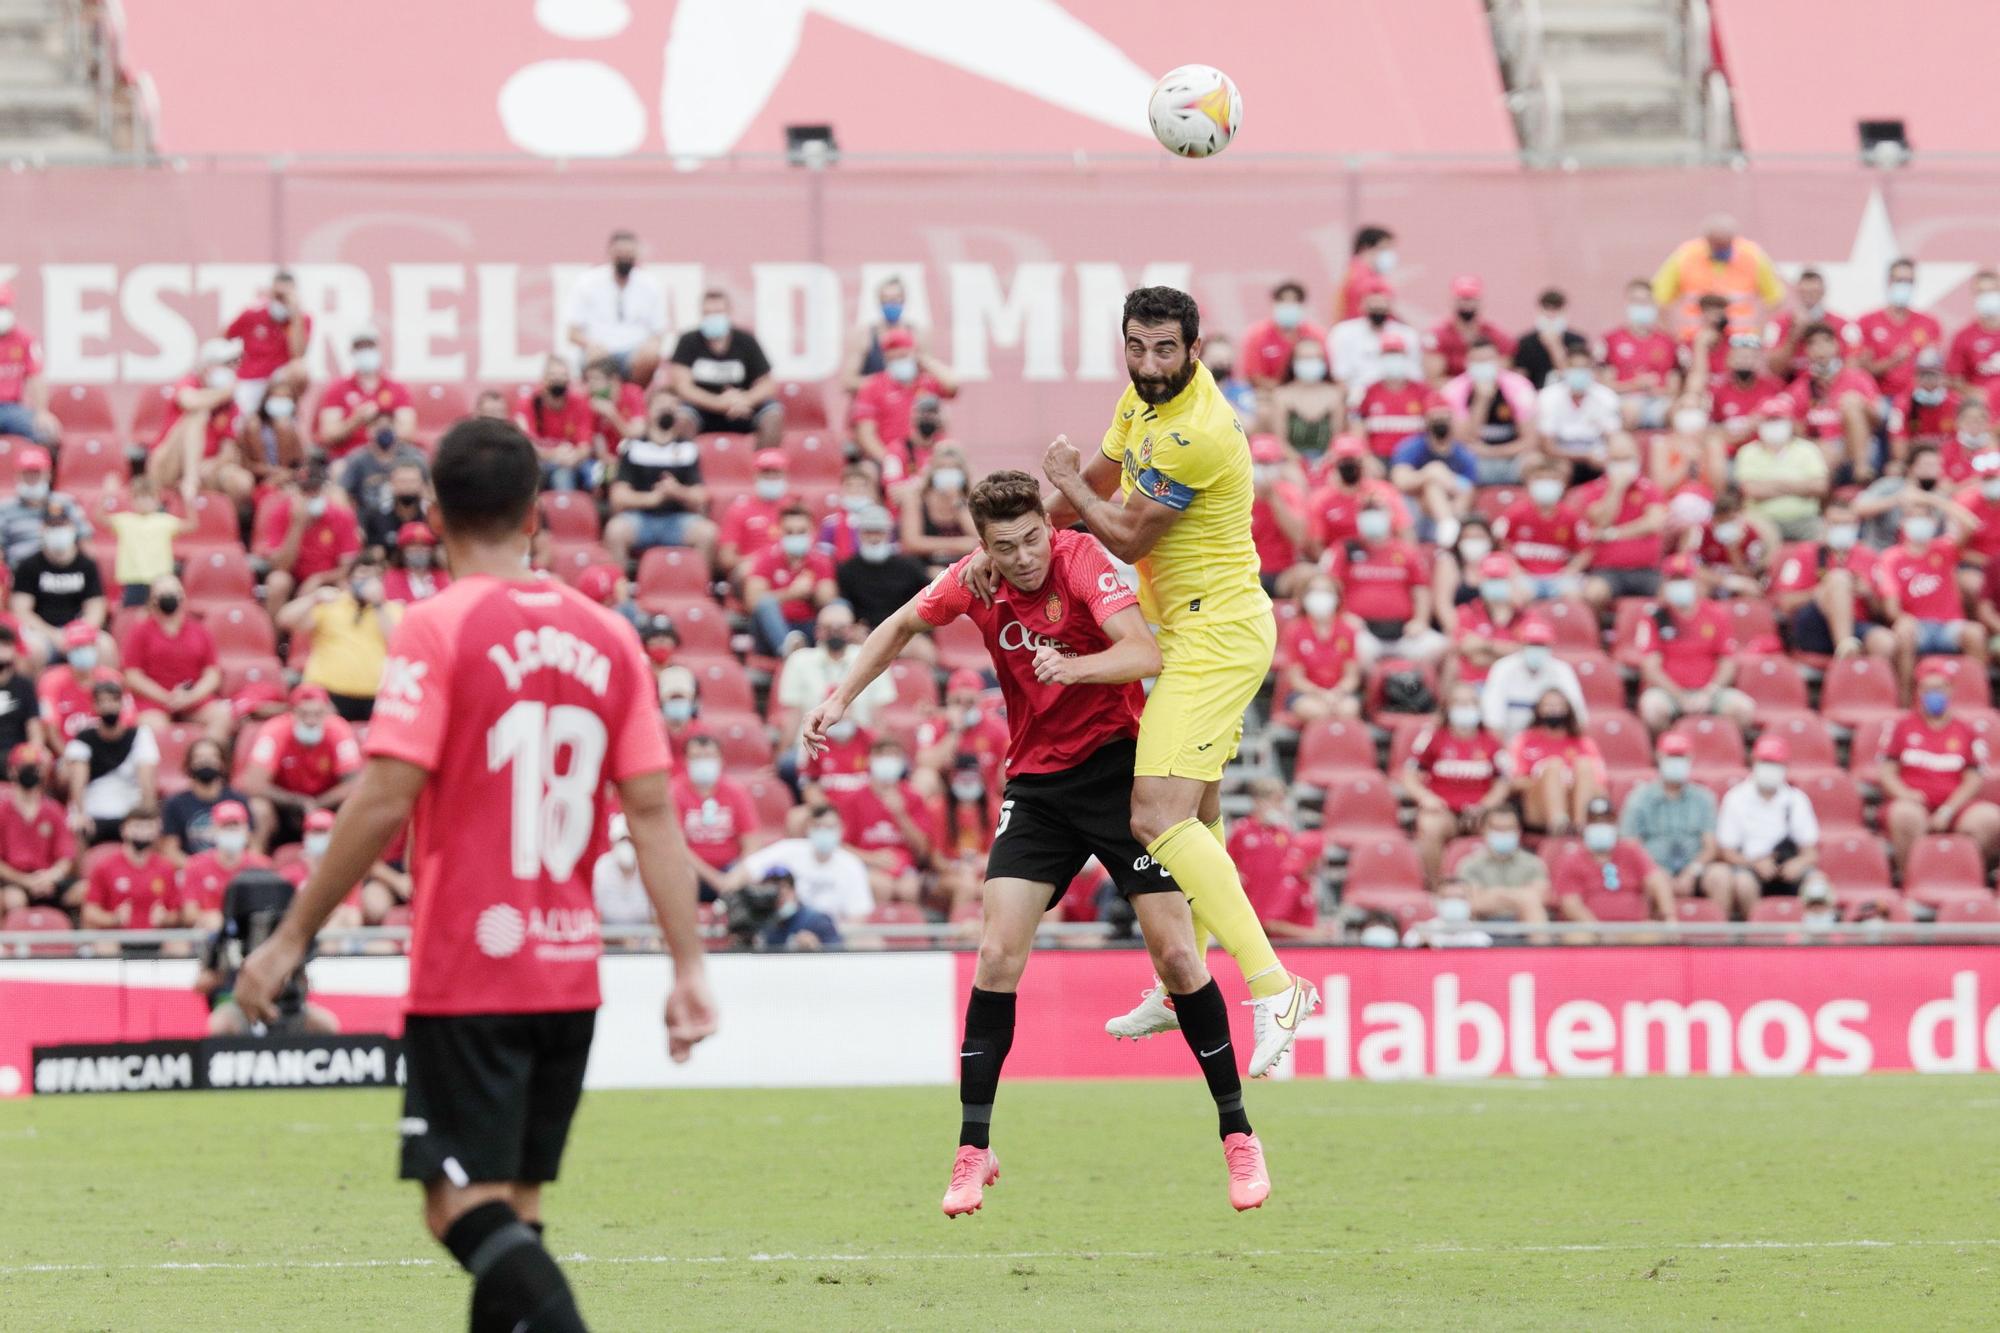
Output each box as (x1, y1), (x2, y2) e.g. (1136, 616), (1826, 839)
(14, 768), (39, 790)
(808, 826), (841, 856)
(1356, 510), (1391, 542)
(293, 721), (324, 746)
(1714, 521), (1743, 546)
(1922, 688), (1951, 717)
(96, 708), (122, 727)
(1335, 461), (1363, 485)
(1664, 580), (1698, 610)
(15, 480), (46, 504)
(406, 547), (433, 570)
(1584, 824), (1618, 854)
(190, 764), (222, 786)
(886, 357), (918, 384)
(1427, 419), (1452, 441)
(1888, 280), (1915, 307)
(1537, 314), (1567, 336)
(0, 309), (15, 335)
(1273, 301), (1304, 331)
(215, 828), (248, 857)
(1380, 358), (1412, 381)
(1455, 303), (1481, 322)
(1486, 830), (1520, 856)
(205, 366), (236, 391)
(1753, 762), (1785, 792)
(687, 756), (722, 787)
(957, 705), (983, 729)
(1626, 303), (1657, 328)
(155, 594), (181, 616)
(1529, 479), (1564, 507)
(1758, 421), (1793, 446)
(1366, 310), (1390, 329)
(754, 477), (787, 503)
(306, 496), (327, 519)
(1459, 538), (1492, 563)
(1449, 704), (1481, 731)
(1467, 361), (1498, 388)
(1607, 460), (1639, 483)
(1914, 386), (1946, 406)
(1673, 409), (1709, 436)
(43, 527), (74, 556)
(1537, 710), (1572, 731)
(1660, 756), (1692, 785)
(950, 779), (984, 804)
(68, 646), (97, 671)
(1980, 292), (2000, 321)
(345, 344), (383, 375)
(780, 533), (812, 559)
(1564, 367), (1594, 394)
(858, 540), (892, 563)
(1904, 517), (1938, 545)
(256, 395), (298, 426)
(1825, 523), (1859, 550)
(126, 834), (156, 854)
(1480, 578), (1512, 604)
(1253, 464), (1279, 488)
(265, 297), (292, 323)
(1521, 646), (1551, 673)
(1982, 480), (2000, 503)
(877, 299), (905, 325)
(663, 697), (694, 725)
(870, 755), (907, 784)
(915, 417), (941, 439)
(932, 468), (966, 492)
(1291, 358), (1327, 383)
(700, 312), (730, 341)
(1303, 589), (1338, 619)
(303, 832), (331, 859)
(1812, 357), (1842, 378)
(1371, 248), (1398, 274)
(827, 719), (856, 743)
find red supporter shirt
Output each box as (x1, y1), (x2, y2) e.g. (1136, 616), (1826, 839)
(0, 794), (72, 874)
(1875, 541), (1964, 621)
(1788, 368), (1881, 440)
(1322, 539), (1429, 623)
(1947, 322), (2000, 400)
(719, 495), (784, 561)
(1450, 602), (1533, 686)
(513, 387), (597, 447)
(1766, 310), (1857, 377)
(86, 849), (180, 926)
(1632, 602), (1735, 690)
(1572, 476), (1664, 570)
(153, 374), (241, 456)
(1251, 481), (1308, 575)
(1409, 724), (1502, 813)
(1879, 714), (1988, 811)
(1240, 317), (1327, 383)
(1602, 327), (1678, 391)
(252, 493), (363, 582)
(1695, 521), (1768, 575)
(37, 664), (130, 741)
(1552, 843), (1657, 922)
(178, 850), (270, 915)
(1940, 439), (1996, 486)
(1505, 728), (1605, 784)
(915, 528), (1143, 776)
(0, 328), (43, 403)
(382, 568), (452, 605)
(669, 773), (758, 869)
(246, 713), (362, 797)
(226, 305), (310, 380)
(1954, 485), (2000, 564)
(1856, 308), (1944, 397)
(589, 382), (647, 445)
(1896, 390), (1961, 446)
(849, 371), (952, 452)
(802, 728), (873, 796)
(748, 546), (835, 622)
(1496, 500), (1589, 576)
(914, 711), (1010, 793)
(831, 781), (941, 877)
(123, 615), (217, 692)
(1423, 319), (1514, 378)
(1277, 614), (1359, 691)
(1306, 479), (1408, 550)
(1709, 372), (1788, 443)
(1356, 381), (1429, 459)
(1227, 818), (1319, 929)
(365, 574), (671, 1016)
(318, 375), (415, 458)
(1770, 540), (1877, 623)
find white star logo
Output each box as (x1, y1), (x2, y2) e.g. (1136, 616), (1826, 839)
(1776, 187), (1977, 316)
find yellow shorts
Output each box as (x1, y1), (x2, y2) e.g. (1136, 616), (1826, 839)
(1134, 614), (1278, 783)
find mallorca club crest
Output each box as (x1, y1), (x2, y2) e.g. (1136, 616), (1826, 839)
(1044, 593), (1063, 623)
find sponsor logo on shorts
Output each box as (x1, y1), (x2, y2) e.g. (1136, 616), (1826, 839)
(1131, 855), (1171, 878)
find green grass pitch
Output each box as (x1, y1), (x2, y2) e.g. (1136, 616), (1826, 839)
(5, 1075), (1999, 1329)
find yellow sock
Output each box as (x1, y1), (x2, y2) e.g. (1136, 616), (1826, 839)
(1187, 816), (1227, 952)
(1148, 818), (1288, 999)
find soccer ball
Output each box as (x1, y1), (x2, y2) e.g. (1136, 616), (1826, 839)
(1147, 64), (1241, 159)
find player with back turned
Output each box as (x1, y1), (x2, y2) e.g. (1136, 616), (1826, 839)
(234, 417), (717, 1333)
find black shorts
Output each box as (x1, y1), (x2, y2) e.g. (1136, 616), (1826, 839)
(985, 738), (1182, 907)
(399, 1009), (596, 1185)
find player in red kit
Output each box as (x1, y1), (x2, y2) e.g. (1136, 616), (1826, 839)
(801, 471), (1269, 1216)
(235, 417), (715, 1333)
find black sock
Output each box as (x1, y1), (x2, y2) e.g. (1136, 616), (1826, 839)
(1173, 980), (1252, 1139)
(442, 1200), (585, 1333)
(958, 986), (1016, 1150)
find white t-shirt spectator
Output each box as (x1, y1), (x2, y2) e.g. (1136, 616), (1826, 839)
(1536, 381), (1623, 461)
(1329, 316), (1422, 393)
(564, 265), (668, 356)
(1716, 778), (1821, 862)
(64, 725), (160, 822)
(775, 646), (897, 731)
(739, 838), (874, 920)
(592, 852), (655, 927)
(1479, 652), (1588, 738)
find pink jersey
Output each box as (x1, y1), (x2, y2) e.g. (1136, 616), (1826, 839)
(1948, 321), (2000, 399)
(915, 529), (1142, 777)
(1875, 541), (1964, 621)
(367, 574), (671, 1016)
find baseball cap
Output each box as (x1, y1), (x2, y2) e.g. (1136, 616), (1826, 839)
(305, 809), (336, 832)
(395, 521), (437, 547)
(1520, 621), (1555, 645)
(1476, 554), (1514, 581)
(231, 678), (285, 721)
(16, 445), (50, 473)
(1758, 395), (1798, 420)
(1662, 553), (1697, 578)
(289, 683), (331, 707)
(211, 800), (249, 826)
(1752, 735), (1790, 764)
(1450, 275), (1483, 299)
(753, 449), (786, 472)
(946, 668), (985, 695)
(759, 865), (797, 884)
(1249, 435), (1285, 464)
(881, 328), (916, 353)
(1656, 732), (1693, 757)
(62, 620), (96, 649)
(1584, 796), (1614, 822)
(7, 742), (38, 770)
(1331, 435), (1367, 460)
(575, 563), (620, 606)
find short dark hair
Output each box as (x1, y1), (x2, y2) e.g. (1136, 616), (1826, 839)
(582, 354), (621, 380)
(1798, 266), (1824, 283)
(968, 470), (1044, 533)
(1537, 288), (1567, 309)
(1271, 280), (1306, 303)
(778, 504), (813, 527)
(1467, 335), (1498, 353)
(1800, 321), (1838, 345)
(0, 625), (17, 649)
(1122, 286), (1199, 346)
(431, 417), (541, 541)
(1909, 443), (1940, 467)
(1353, 224), (1394, 254)
(608, 229), (637, 246)
(701, 287), (729, 305)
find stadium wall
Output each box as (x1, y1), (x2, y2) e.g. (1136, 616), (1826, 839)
(9, 948), (2000, 1095)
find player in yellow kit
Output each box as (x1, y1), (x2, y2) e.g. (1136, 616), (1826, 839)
(1041, 285), (1319, 1077)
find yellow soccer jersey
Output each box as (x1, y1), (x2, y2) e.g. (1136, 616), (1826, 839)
(1098, 361), (1270, 631)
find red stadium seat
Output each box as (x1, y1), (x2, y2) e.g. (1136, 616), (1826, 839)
(783, 430), (844, 484)
(866, 901), (929, 949)
(668, 602), (732, 660)
(1587, 710), (1655, 776)
(742, 769), (796, 832)
(1762, 714), (1837, 774)
(1749, 897), (1803, 924)
(1313, 773), (1401, 831)
(1567, 651), (1626, 713)
(55, 435), (127, 494)
(208, 602), (277, 660)
(540, 491), (600, 543)
(1674, 897), (1727, 924)
(701, 434), (759, 485)
(153, 723), (205, 791)
(1295, 718), (1380, 788)
(410, 383), (470, 439)
(51, 383), (116, 436)
(1722, 600), (1781, 653)
(179, 490), (240, 550)
(933, 617), (990, 677)
(1470, 486), (1519, 523)
(1792, 770), (1864, 831)
(1903, 835), (1989, 905)
(887, 658), (940, 709)
(219, 656), (285, 696)
(128, 382), (180, 443)
(1344, 886), (1435, 931)
(548, 542), (614, 586)
(1845, 716), (1893, 790)
(710, 718), (774, 772)
(1817, 832), (1894, 897)
(776, 381), (828, 430)
(688, 660), (755, 716)
(1936, 897), (2000, 925)
(1821, 657), (1901, 732)
(1919, 653), (1992, 709)
(1441, 836), (1484, 880)
(1668, 715), (1746, 777)
(183, 549), (256, 606)
(1539, 598), (1599, 651)
(1735, 656), (1811, 722)
(1610, 598), (1659, 668)
(2, 904), (74, 955)
(1385, 717), (1427, 776)
(1343, 835), (1424, 893)
(635, 547), (709, 608)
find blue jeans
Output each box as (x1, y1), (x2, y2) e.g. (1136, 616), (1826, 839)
(751, 597), (815, 656)
(541, 459), (600, 493)
(0, 402), (47, 443)
(633, 510), (699, 551)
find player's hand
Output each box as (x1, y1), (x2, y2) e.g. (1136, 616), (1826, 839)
(956, 547), (999, 604)
(355, 400), (380, 424)
(799, 696), (845, 759)
(1031, 644), (1079, 686)
(664, 964), (718, 1063)
(1042, 434), (1082, 489)
(234, 931), (305, 1026)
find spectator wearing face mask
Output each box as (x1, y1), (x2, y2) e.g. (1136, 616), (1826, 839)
(671, 730), (764, 902)
(1227, 777), (1323, 939)
(224, 270), (311, 414)
(1262, 336), (1343, 463)
(1574, 433), (1667, 609)
(238, 684), (362, 850)
(934, 755), (996, 912)
(1423, 275), (1514, 383)
(148, 339), (245, 506)
(1894, 348), (1961, 457)
(1712, 735), (1819, 918)
(1504, 686), (1605, 836)
(746, 506), (838, 656)
(238, 382), (310, 491)
(655, 665), (702, 761)
(1634, 555), (1755, 735)
(912, 670), (1007, 800)
(160, 737), (251, 862)
(773, 601), (894, 758)
(1537, 346), (1621, 479)
(1603, 280), (1681, 430)
(799, 712), (874, 808)
(1786, 323), (1883, 482)
(1453, 805), (1552, 928)
(604, 393), (716, 571)
(592, 813), (657, 928)
(121, 575), (229, 743)
(842, 275), (926, 391)
(1330, 286), (1421, 399)
(1512, 288), (1591, 390)
(850, 328), (957, 468)
(1404, 684), (1507, 887)
(254, 455), (362, 615)
(1480, 622), (1586, 739)
(1305, 436), (1407, 554)
(733, 805), (875, 923)
(579, 354), (648, 448)
(564, 229), (668, 386)
(0, 627), (42, 757)
(277, 554), (400, 724)
(881, 394), (951, 490)
(716, 448), (796, 589)
(1652, 214), (1785, 341)
(1241, 280), (1327, 390)
(1855, 443), (1976, 551)
(10, 516), (105, 661)
(669, 288), (784, 446)
(275, 806), (370, 931)
(104, 477), (192, 609)
(819, 463), (884, 563)
(317, 328), (417, 461)
(1877, 662), (2000, 875)
(513, 353), (600, 492)
(1493, 458), (1589, 600)
(836, 505), (930, 631)
(36, 620), (123, 743)
(1948, 268), (2000, 402)
(897, 445), (979, 571)
(1857, 257), (1943, 401)
(1449, 553), (1537, 688)
(1276, 574), (1362, 725)
(1388, 398), (1476, 545)
(1874, 481), (1987, 700)
(174, 799), (265, 930)
(63, 681), (158, 845)
(1248, 436), (1312, 595)
(0, 743), (75, 914)
(0, 445), (91, 568)
(1685, 293), (1739, 387)
(359, 463), (431, 556)
(1941, 399), (1997, 484)
(1200, 335), (1256, 419)
(1440, 337), (1541, 485)
(1769, 502), (1885, 660)
(338, 406), (428, 528)
(1698, 329), (1789, 460)
(80, 806), (179, 931)
(1320, 501), (1446, 666)
(1765, 267), (1857, 380)
(0, 283), (59, 444)
(1732, 397), (1830, 542)
(1335, 224), (1399, 322)
(1620, 731), (1729, 902)
(374, 523), (448, 607)
(1353, 339), (1431, 461)
(1553, 796), (1675, 924)
(829, 736), (937, 904)
(1685, 486), (1778, 598)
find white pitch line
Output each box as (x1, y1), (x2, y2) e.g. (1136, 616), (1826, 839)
(6, 1237), (2000, 1277)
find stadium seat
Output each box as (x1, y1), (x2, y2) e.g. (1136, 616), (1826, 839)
(1846, 717), (1893, 789)
(179, 490), (241, 550)
(1295, 718), (1380, 788)
(742, 769), (796, 832)
(128, 382), (179, 443)
(710, 718), (774, 772)
(775, 381), (829, 429)
(1817, 832), (1895, 897)
(219, 656), (285, 696)
(865, 901), (929, 949)
(1313, 773), (1401, 831)
(635, 546), (709, 608)
(1674, 897), (1727, 924)
(183, 549), (257, 607)
(1470, 486), (1519, 523)
(1610, 598), (1659, 668)
(51, 383), (117, 436)
(668, 602), (733, 660)
(1384, 717), (1428, 775)
(1344, 886), (1435, 931)
(933, 617), (990, 677)
(689, 661), (756, 716)
(1534, 598), (1596, 651)
(208, 603), (277, 660)
(701, 433), (759, 486)
(1343, 835), (1424, 893)
(1735, 656), (1811, 723)
(540, 491), (601, 543)
(56, 434), (126, 494)
(887, 658), (940, 710)
(1440, 836), (1483, 880)
(1935, 897), (2000, 925)
(1568, 651), (1626, 713)
(1762, 714), (1837, 774)
(2, 904), (73, 956)
(1749, 897), (1803, 924)
(153, 723), (205, 792)
(1792, 770), (1864, 831)
(410, 383), (470, 440)
(548, 542), (614, 585)
(1722, 600), (1782, 654)
(1821, 657), (1901, 732)
(1586, 710), (1654, 776)
(1903, 835), (1990, 905)
(783, 430), (845, 484)
(1919, 653), (1992, 709)
(1668, 716), (1746, 778)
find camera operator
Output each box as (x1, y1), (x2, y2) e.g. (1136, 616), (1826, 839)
(727, 866), (841, 952)
(196, 865), (338, 1035)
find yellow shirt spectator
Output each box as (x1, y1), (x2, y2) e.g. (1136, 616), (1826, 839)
(108, 510), (183, 589)
(302, 591), (400, 700)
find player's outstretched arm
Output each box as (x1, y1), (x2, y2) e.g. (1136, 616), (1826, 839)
(233, 756), (425, 1024)
(618, 770), (716, 1063)
(1044, 436), (1181, 564)
(1042, 443), (1122, 531)
(799, 599), (932, 757)
(1031, 605), (1160, 687)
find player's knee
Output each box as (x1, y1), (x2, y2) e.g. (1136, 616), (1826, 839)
(974, 936), (1028, 988)
(1149, 932), (1205, 993)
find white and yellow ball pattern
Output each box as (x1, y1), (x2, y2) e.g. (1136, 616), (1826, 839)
(1148, 64), (1242, 158)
